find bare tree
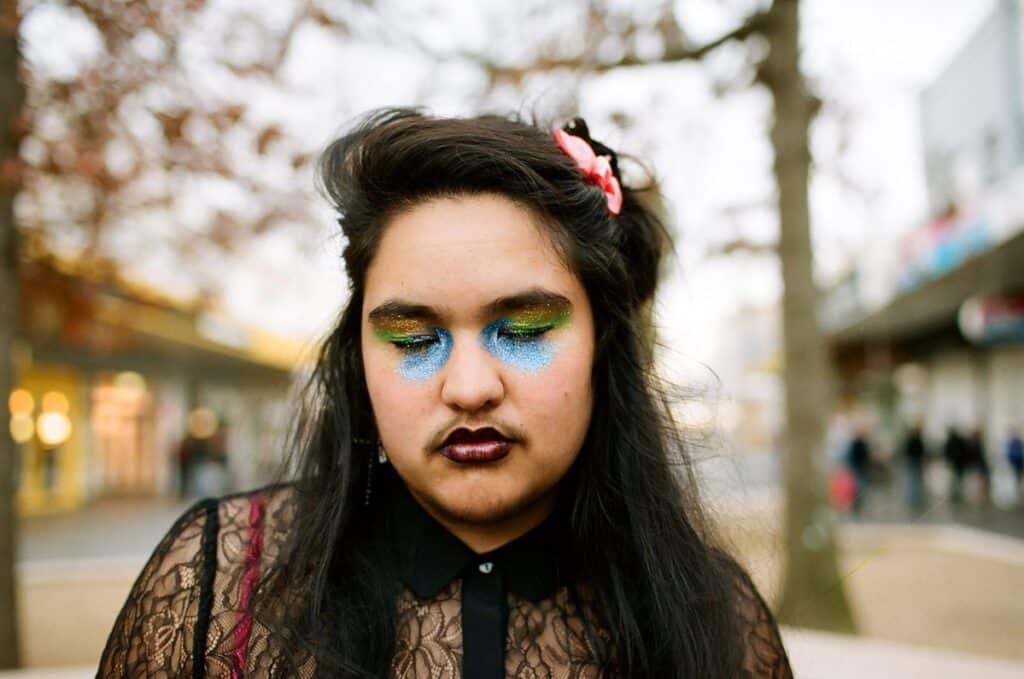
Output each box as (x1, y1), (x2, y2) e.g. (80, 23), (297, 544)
(759, 0), (853, 631)
(0, 0), (24, 666)
(452, 0), (855, 631)
(18, 0), (329, 275)
(0, 1), (353, 664)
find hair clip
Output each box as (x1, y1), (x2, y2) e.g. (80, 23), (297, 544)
(554, 122), (623, 216)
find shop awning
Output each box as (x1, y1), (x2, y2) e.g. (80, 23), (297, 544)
(830, 229), (1024, 347)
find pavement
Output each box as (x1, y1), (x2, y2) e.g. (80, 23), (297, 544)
(13, 496), (197, 669)
(17, 496), (194, 562)
(782, 628), (1024, 678)
(713, 483), (1024, 665)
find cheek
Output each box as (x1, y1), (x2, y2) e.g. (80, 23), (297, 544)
(516, 342), (594, 427)
(363, 349), (433, 431)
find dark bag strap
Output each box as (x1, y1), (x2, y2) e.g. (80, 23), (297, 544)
(192, 500), (220, 679)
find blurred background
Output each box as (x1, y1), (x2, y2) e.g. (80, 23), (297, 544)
(1, 0), (1023, 676)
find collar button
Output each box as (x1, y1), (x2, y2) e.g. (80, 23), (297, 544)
(478, 561), (494, 574)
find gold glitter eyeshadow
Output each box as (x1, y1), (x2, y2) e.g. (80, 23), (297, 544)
(372, 317), (431, 343)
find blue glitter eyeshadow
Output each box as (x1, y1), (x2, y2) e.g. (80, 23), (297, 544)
(398, 328), (453, 381)
(481, 319), (556, 372)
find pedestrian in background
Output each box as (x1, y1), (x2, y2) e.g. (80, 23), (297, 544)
(1008, 428), (1024, 503)
(847, 427), (871, 516)
(944, 427), (968, 506)
(902, 424), (927, 512)
(175, 432), (207, 498)
(965, 429), (990, 505)
(192, 416), (230, 497)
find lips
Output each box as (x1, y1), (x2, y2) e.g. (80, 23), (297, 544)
(440, 427), (513, 464)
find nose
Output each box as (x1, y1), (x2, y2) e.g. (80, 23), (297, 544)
(440, 335), (505, 413)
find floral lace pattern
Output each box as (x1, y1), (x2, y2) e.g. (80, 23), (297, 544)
(504, 588), (608, 678)
(97, 488), (791, 678)
(391, 582), (609, 678)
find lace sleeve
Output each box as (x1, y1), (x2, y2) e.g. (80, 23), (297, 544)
(97, 499), (219, 678)
(725, 557), (793, 679)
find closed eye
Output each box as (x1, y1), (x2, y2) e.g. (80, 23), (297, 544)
(392, 335), (438, 352)
(499, 324), (554, 340)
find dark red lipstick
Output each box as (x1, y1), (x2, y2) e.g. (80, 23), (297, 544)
(439, 427), (513, 463)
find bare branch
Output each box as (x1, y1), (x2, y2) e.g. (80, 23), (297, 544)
(707, 237), (778, 258)
(465, 10), (771, 85)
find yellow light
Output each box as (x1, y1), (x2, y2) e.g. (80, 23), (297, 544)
(187, 407), (218, 439)
(9, 415), (34, 443)
(9, 389), (34, 416)
(37, 412), (72, 447)
(114, 371), (146, 393)
(41, 391), (70, 414)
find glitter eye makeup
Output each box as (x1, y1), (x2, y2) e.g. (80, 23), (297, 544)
(373, 321), (453, 381)
(481, 307), (570, 372)
(368, 291), (572, 380)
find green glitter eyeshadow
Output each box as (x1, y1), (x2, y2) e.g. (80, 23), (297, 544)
(503, 308), (571, 331)
(373, 318), (430, 344)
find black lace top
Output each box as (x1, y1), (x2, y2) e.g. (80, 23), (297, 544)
(97, 485), (792, 678)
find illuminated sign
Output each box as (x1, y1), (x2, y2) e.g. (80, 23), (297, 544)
(958, 294), (1024, 344)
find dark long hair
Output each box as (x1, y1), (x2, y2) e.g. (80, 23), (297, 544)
(261, 108), (746, 677)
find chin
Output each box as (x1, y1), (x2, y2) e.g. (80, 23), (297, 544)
(432, 483), (539, 526)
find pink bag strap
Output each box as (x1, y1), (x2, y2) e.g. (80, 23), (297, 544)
(231, 493), (265, 679)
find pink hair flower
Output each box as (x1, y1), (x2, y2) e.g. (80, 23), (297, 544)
(553, 128), (623, 216)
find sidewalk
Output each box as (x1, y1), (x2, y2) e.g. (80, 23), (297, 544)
(782, 628), (1024, 678)
(17, 496), (193, 562)
(717, 489), (1024, 663)
(15, 497), (196, 669)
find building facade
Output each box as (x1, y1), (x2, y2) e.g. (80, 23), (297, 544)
(827, 0), (1024, 506)
(11, 247), (308, 515)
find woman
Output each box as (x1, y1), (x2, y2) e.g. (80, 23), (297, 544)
(98, 109), (791, 678)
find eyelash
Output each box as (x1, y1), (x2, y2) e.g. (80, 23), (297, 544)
(391, 337), (434, 353)
(390, 325), (553, 352)
(502, 325), (550, 340)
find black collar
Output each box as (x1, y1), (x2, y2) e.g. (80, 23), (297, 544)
(390, 482), (565, 602)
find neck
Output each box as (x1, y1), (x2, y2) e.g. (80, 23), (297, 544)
(411, 491), (557, 554)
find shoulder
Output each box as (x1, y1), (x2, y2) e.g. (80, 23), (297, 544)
(713, 550), (794, 679)
(148, 482), (296, 572)
(97, 485), (297, 677)
(210, 483), (297, 544)
(206, 482), (297, 574)
(123, 496), (219, 607)
(97, 498), (216, 677)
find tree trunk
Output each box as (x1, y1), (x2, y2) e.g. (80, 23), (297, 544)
(762, 0), (855, 632)
(0, 0), (22, 667)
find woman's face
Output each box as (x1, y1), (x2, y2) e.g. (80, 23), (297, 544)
(361, 193), (595, 537)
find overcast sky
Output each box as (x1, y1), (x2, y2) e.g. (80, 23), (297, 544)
(21, 0), (998, 363)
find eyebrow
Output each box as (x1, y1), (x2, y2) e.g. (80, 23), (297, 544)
(367, 288), (573, 325)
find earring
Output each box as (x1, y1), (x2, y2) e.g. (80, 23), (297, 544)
(353, 436), (379, 507)
(377, 440), (388, 465)
(364, 450), (374, 507)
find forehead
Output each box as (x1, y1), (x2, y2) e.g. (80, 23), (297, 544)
(363, 194), (581, 316)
